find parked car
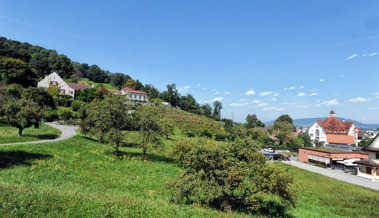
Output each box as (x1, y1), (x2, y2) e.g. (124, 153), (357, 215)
(264, 148), (274, 153)
(273, 154), (285, 160)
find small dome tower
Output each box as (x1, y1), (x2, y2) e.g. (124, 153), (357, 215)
(330, 110), (335, 117)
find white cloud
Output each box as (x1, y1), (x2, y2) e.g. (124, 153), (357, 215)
(284, 88), (287, 91)
(298, 86), (304, 89)
(273, 93), (279, 96)
(347, 54), (358, 60)
(311, 89), (319, 92)
(251, 100), (260, 104)
(297, 92), (306, 97)
(269, 98), (277, 102)
(245, 90), (256, 95)
(338, 74), (344, 78)
(224, 91), (231, 95)
(296, 105), (308, 109)
(260, 91), (272, 96)
(213, 97), (223, 102)
(263, 106), (286, 111)
(320, 79), (324, 82)
(230, 103), (246, 107)
(310, 92), (318, 96)
(362, 53), (367, 57)
(178, 85), (190, 93)
(346, 97), (369, 103)
(323, 99), (339, 106)
(197, 83), (201, 87)
(369, 52), (377, 56)
(369, 107), (379, 110)
(255, 103), (268, 108)
(240, 98), (248, 102)
(203, 87), (207, 90)
(289, 87), (296, 90)
(214, 91), (219, 95)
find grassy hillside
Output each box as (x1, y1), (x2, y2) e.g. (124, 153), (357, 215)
(0, 134), (378, 217)
(0, 122), (61, 144)
(161, 107), (228, 137)
(77, 78), (120, 90)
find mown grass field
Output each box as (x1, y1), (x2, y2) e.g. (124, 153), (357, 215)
(0, 122), (62, 144)
(0, 130), (378, 217)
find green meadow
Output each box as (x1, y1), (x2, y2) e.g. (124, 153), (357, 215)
(0, 129), (378, 217)
(0, 122), (61, 144)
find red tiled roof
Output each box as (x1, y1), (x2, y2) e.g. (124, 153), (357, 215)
(327, 134), (355, 145)
(67, 82), (93, 91)
(96, 87), (121, 93)
(317, 117), (353, 134)
(121, 87), (147, 95)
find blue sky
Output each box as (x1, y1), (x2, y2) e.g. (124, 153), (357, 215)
(1, 1), (379, 123)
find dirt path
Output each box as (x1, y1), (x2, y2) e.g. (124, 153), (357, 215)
(0, 122), (79, 146)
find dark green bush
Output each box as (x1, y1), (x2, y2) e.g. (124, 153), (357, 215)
(166, 138), (296, 215)
(44, 109), (58, 122)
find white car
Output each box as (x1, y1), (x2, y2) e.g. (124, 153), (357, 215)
(264, 148), (274, 153)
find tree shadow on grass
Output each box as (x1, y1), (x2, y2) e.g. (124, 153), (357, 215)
(21, 134), (60, 140)
(106, 150), (178, 164)
(0, 151), (52, 169)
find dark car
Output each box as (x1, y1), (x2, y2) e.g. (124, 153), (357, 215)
(273, 154), (285, 160)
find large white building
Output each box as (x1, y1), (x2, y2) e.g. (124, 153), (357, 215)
(121, 87), (148, 101)
(308, 110), (358, 146)
(37, 72), (93, 98)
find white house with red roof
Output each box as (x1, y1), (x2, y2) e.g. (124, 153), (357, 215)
(355, 133), (379, 181)
(37, 72), (93, 99)
(121, 87), (148, 101)
(308, 110), (358, 147)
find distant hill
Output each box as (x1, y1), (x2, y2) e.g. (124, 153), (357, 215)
(265, 117), (379, 129)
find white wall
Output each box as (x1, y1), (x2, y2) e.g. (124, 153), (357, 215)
(37, 72), (75, 98)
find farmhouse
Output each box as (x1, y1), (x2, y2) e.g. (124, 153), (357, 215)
(38, 72), (93, 98)
(308, 110), (358, 147)
(121, 87), (148, 101)
(355, 133), (379, 181)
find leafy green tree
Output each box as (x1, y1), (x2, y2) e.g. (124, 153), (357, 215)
(274, 114), (296, 132)
(57, 107), (73, 121)
(1, 99), (42, 136)
(29, 49), (51, 78)
(212, 100), (222, 121)
(111, 73), (130, 89)
(166, 138), (296, 215)
(201, 104), (212, 118)
(124, 78), (137, 90)
(0, 57), (38, 87)
(144, 84), (160, 99)
(135, 105), (170, 160)
(358, 137), (373, 147)
(246, 114), (265, 129)
(298, 132), (312, 147)
(22, 87), (55, 109)
(74, 88), (105, 103)
(271, 121), (295, 145)
(81, 94), (129, 155)
(179, 94), (199, 112)
(161, 83), (180, 107)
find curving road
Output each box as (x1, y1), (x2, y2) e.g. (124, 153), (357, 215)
(0, 122), (79, 146)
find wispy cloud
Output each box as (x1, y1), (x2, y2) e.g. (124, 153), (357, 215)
(240, 98), (248, 102)
(297, 92), (306, 97)
(369, 107), (379, 110)
(260, 91), (272, 96)
(251, 100), (260, 104)
(310, 92), (318, 96)
(298, 86), (304, 89)
(213, 97), (223, 102)
(178, 85), (190, 93)
(323, 99), (339, 106)
(347, 54), (358, 60)
(369, 52), (377, 56)
(338, 74), (344, 78)
(230, 103), (247, 107)
(263, 106), (286, 111)
(346, 97), (369, 103)
(320, 79), (324, 82)
(289, 87), (296, 90)
(214, 91), (219, 95)
(245, 90), (256, 95)
(296, 105), (308, 109)
(224, 91), (231, 95)
(197, 83), (201, 87)
(255, 103), (268, 108)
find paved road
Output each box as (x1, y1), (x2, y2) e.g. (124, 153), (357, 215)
(0, 122), (79, 146)
(284, 159), (379, 191)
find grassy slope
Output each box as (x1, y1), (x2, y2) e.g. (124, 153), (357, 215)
(78, 78), (119, 90)
(0, 122), (62, 144)
(0, 135), (378, 217)
(0, 136), (240, 217)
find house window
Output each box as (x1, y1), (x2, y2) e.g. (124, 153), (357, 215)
(376, 153), (379, 160)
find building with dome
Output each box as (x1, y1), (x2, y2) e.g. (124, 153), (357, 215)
(308, 110), (358, 147)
